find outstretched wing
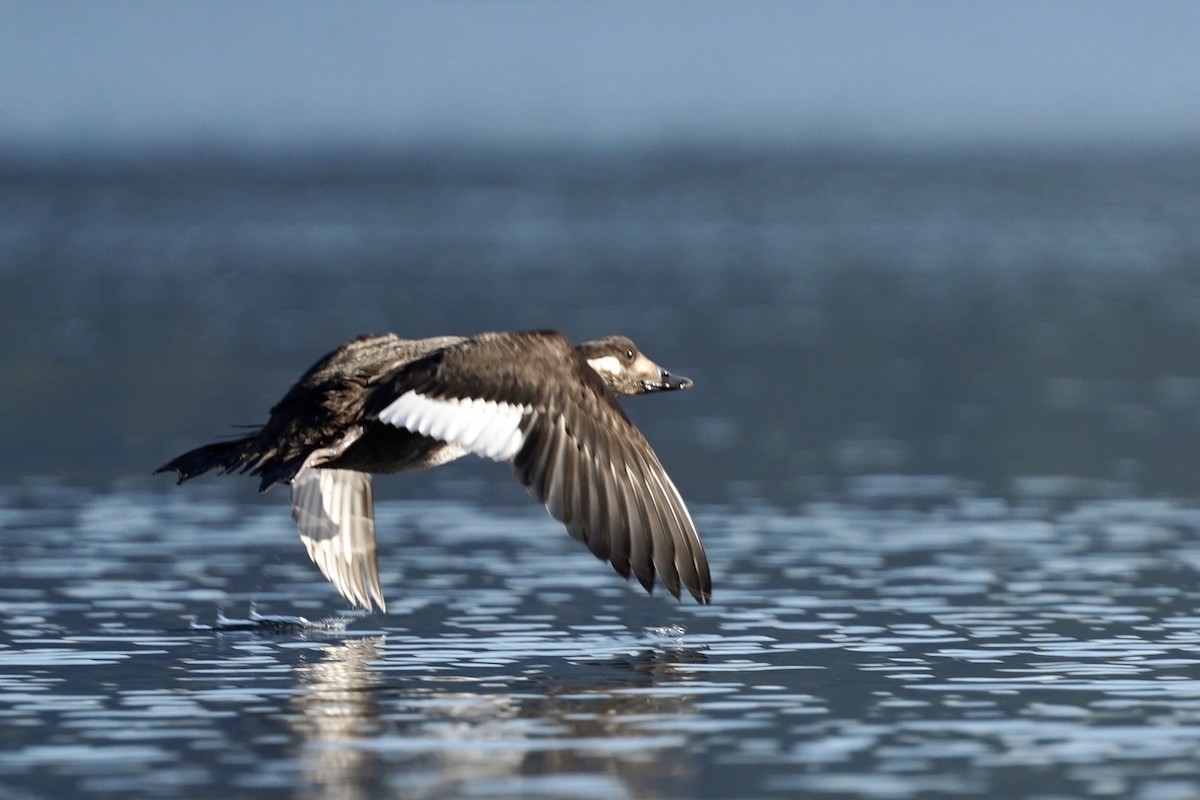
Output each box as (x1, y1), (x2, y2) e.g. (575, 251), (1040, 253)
(291, 468), (386, 611)
(372, 332), (711, 603)
(511, 402), (711, 603)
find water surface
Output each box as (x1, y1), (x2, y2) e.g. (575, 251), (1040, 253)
(5, 148), (1200, 499)
(4, 146), (1200, 798)
(3, 483), (1200, 799)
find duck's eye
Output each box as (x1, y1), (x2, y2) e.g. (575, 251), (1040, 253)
(624, 349), (635, 361)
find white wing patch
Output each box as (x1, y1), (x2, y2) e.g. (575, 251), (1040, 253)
(378, 391), (529, 461)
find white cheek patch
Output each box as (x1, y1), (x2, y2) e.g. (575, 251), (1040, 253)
(378, 391), (529, 461)
(586, 355), (622, 377)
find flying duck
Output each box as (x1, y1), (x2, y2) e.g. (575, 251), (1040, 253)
(155, 331), (711, 611)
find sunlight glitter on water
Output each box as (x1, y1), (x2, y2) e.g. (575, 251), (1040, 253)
(2, 484), (1200, 799)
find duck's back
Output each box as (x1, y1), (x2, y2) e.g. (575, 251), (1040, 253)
(248, 334), (466, 487)
(289, 334), (465, 391)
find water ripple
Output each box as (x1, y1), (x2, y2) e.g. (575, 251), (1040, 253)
(3, 487), (1200, 798)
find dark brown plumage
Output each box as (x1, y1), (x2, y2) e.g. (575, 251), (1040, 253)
(156, 330), (710, 611)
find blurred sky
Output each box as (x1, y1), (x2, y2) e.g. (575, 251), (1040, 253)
(2, 0), (1199, 155)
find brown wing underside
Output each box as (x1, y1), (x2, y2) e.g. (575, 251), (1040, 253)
(367, 331), (711, 603)
(511, 377), (712, 604)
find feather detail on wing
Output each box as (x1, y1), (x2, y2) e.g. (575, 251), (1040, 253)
(378, 391), (530, 461)
(291, 468), (386, 612)
(367, 331), (710, 603)
(512, 406), (712, 604)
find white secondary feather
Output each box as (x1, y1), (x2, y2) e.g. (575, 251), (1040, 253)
(379, 391), (529, 461)
(291, 468), (385, 612)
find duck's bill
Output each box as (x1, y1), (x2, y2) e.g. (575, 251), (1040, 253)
(641, 369), (693, 392)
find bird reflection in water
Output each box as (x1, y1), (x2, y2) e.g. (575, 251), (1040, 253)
(288, 637), (708, 799)
(289, 636), (387, 800)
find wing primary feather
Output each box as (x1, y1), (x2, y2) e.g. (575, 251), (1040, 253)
(656, 463), (711, 603)
(290, 469), (386, 612)
(568, 432), (586, 541)
(632, 449), (682, 599)
(642, 453), (703, 602)
(623, 460), (657, 594)
(543, 420), (569, 521)
(516, 413), (554, 512)
(629, 438), (710, 603)
(585, 423), (621, 568)
(350, 476), (386, 611)
(574, 439), (606, 559)
(599, 442), (628, 577)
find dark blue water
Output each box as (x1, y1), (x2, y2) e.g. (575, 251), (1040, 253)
(5, 148), (1200, 498)
(3, 146), (1200, 798)
(3, 484), (1200, 799)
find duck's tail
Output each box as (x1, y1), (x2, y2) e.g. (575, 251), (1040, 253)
(154, 434), (260, 485)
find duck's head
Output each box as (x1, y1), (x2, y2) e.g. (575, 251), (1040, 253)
(577, 336), (693, 397)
